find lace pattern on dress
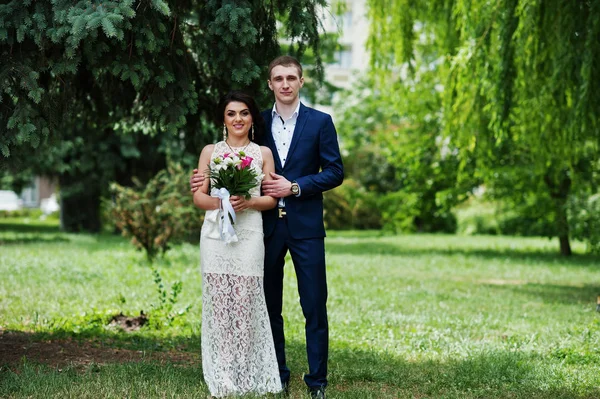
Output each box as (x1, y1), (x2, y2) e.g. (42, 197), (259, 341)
(202, 273), (281, 397)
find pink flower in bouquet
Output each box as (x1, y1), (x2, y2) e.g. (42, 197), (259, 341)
(238, 156), (253, 170)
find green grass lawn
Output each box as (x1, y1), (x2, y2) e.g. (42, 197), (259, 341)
(1, 219), (599, 398)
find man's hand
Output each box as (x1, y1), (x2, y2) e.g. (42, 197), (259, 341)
(262, 172), (292, 198)
(190, 168), (206, 192)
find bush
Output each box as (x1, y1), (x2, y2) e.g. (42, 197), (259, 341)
(377, 190), (457, 234)
(378, 191), (420, 233)
(323, 181), (458, 233)
(497, 211), (555, 237)
(108, 163), (202, 261)
(455, 200), (501, 235)
(570, 193), (600, 254)
(324, 179), (382, 230)
(456, 197), (557, 237)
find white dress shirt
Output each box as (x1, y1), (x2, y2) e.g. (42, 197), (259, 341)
(271, 102), (300, 167)
(271, 102), (301, 206)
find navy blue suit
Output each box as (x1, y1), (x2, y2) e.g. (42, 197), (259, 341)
(260, 103), (344, 389)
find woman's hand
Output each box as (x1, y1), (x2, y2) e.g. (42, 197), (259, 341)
(230, 196), (251, 213)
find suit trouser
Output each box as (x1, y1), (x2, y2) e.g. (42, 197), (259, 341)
(263, 216), (329, 388)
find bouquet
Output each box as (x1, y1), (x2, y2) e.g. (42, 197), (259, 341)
(205, 150), (262, 244)
(207, 151), (261, 199)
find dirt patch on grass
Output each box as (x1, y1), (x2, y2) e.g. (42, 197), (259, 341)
(0, 329), (199, 370)
(108, 312), (149, 332)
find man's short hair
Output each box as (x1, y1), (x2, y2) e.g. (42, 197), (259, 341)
(268, 55), (303, 79)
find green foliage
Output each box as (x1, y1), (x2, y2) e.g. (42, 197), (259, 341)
(148, 268), (191, 329)
(570, 193), (600, 254)
(378, 190), (420, 233)
(455, 199), (501, 236)
(456, 192), (600, 249)
(366, 0), (600, 254)
(1, 0), (197, 156)
(323, 178), (382, 230)
(1, 0), (330, 232)
(0, 167), (34, 193)
(455, 196), (552, 237)
(334, 72), (466, 233)
(108, 163), (201, 261)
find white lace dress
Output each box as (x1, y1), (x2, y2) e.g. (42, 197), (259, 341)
(200, 141), (281, 397)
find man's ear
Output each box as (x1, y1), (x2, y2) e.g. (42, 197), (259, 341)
(267, 80), (273, 91)
(299, 77), (304, 88)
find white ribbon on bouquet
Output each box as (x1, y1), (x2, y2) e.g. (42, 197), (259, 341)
(212, 187), (238, 244)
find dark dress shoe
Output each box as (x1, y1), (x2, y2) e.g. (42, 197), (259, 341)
(308, 386), (326, 399)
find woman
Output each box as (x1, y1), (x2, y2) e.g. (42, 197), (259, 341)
(193, 91), (281, 397)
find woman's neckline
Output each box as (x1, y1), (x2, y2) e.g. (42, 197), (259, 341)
(224, 140), (252, 154)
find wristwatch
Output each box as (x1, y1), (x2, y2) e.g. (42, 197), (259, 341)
(290, 181), (300, 196)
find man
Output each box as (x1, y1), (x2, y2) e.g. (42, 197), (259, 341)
(191, 55), (343, 399)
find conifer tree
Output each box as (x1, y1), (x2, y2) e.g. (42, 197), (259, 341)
(1, 0), (327, 231)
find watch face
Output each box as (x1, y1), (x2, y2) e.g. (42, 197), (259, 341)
(291, 183), (299, 194)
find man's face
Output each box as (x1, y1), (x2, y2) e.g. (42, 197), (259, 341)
(268, 65), (304, 105)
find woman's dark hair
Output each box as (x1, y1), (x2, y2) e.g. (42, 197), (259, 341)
(216, 90), (265, 143)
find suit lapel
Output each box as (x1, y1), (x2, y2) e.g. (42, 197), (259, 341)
(284, 103), (308, 169)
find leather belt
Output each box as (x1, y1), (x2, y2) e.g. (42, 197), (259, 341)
(278, 207), (286, 218)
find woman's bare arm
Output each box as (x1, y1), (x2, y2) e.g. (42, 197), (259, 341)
(193, 145), (220, 211)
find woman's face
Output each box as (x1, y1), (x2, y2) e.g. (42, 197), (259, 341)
(224, 101), (253, 140)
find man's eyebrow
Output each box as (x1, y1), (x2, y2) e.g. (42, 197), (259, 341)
(272, 74), (299, 79)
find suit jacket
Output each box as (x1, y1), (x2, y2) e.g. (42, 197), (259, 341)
(260, 103), (344, 239)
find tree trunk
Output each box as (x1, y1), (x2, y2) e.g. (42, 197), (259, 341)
(556, 199), (572, 256)
(558, 234), (571, 256)
(59, 175), (102, 233)
(544, 168), (572, 256)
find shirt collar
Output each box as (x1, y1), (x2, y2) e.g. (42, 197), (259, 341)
(271, 101), (301, 121)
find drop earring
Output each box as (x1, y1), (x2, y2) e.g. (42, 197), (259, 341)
(223, 124), (227, 141)
(251, 124), (255, 141)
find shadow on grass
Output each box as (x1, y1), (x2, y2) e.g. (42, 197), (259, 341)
(0, 329), (200, 370)
(1, 330), (599, 398)
(0, 222), (68, 245)
(0, 235), (70, 245)
(0, 222), (131, 249)
(325, 346), (600, 398)
(0, 222), (60, 234)
(326, 241), (600, 269)
(481, 282), (600, 306)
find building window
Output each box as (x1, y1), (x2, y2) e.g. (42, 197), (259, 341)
(333, 46), (353, 69)
(342, 11), (353, 30)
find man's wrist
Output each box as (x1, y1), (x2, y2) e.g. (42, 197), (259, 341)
(290, 181), (300, 196)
